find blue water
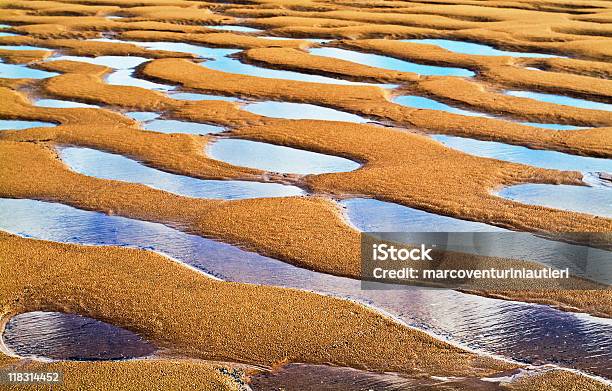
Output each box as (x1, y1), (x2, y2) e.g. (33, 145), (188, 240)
(203, 54), (385, 86)
(506, 90), (612, 111)
(498, 184), (612, 218)
(0, 119), (55, 130)
(341, 198), (500, 232)
(0, 45), (51, 51)
(309, 47), (475, 77)
(116, 40), (239, 59)
(34, 99), (99, 108)
(126, 112), (160, 121)
(208, 25), (263, 33)
(106, 68), (174, 91)
(244, 101), (368, 123)
(1, 198), (610, 377)
(0, 62), (58, 79)
(394, 95), (585, 130)
(168, 92), (242, 102)
(394, 95), (487, 117)
(404, 39), (561, 58)
(0, 24), (11, 28)
(51, 55), (149, 69)
(60, 147), (305, 199)
(208, 139), (361, 174)
(432, 135), (612, 173)
(143, 119), (224, 135)
(0, 32), (17, 37)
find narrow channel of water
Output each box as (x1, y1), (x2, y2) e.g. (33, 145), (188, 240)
(208, 25), (263, 33)
(393, 95), (585, 130)
(0, 119), (55, 130)
(0, 61), (58, 79)
(208, 138), (361, 174)
(0, 198), (610, 378)
(497, 184), (612, 218)
(505, 91), (612, 112)
(142, 119), (225, 134)
(310, 47), (475, 77)
(3, 311), (155, 361)
(34, 99), (99, 108)
(403, 39), (561, 58)
(432, 135), (612, 173)
(59, 147), (305, 199)
(243, 101), (368, 122)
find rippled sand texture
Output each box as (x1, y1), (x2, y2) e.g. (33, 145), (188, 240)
(0, 0), (611, 389)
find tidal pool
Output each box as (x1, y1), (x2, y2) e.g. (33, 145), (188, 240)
(142, 119), (225, 135)
(497, 184), (612, 218)
(340, 198), (500, 232)
(50, 55), (149, 69)
(506, 90), (612, 111)
(203, 54), (387, 86)
(208, 25), (263, 33)
(310, 47), (475, 77)
(0, 119), (55, 130)
(1, 198), (610, 377)
(208, 139), (360, 174)
(243, 101), (368, 123)
(404, 39), (561, 58)
(168, 92), (242, 102)
(126, 111), (160, 121)
(0, 62), (58, 79)
(60, 147), (305, 199)
(3, 311), (155, 361)
(432, 135), (612, 173)
(34, 99), (99, 108)
(394, 95), (585, 130)
(0, 45), (52, 51)
(0, 32), (17, 37)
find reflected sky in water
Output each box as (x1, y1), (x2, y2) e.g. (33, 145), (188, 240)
(209, 138), (361, 174)
(60, 147), (305, 199)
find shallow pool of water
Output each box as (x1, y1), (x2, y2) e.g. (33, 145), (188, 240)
(394, 95), (585, 130)
(143, 119), (224, 134)
(208, 25), (263, 33)
(432, 135), (612, 173)
(51, 55), (149, 69)
(168, 92), (242, 102)
(0, 119), (55, 130)
(244, 101), (368, 123)
(341, 198), (500, 232)
(34, 99), (99, 109)
(404, 39), (561, 58)
(209, 139), (360, 174)
(497, 184), (612, 218)
(394, 95), (486, 117)
(126, 111), (160, 122)
(506, 91), (612, 112)
(0, 45), (52, 51)
(60, 147), (304, 199)
(1, 198), (610, 377)
(3, 311), (155, 361)
(0, 62), (59, 79)
(203, 54), (387, 86)
(0, 32), (17, 37)
(116, 40), (239, 59)
(310, 47), (475, 77)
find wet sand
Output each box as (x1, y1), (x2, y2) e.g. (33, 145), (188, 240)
(1, 0), (611, 389)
